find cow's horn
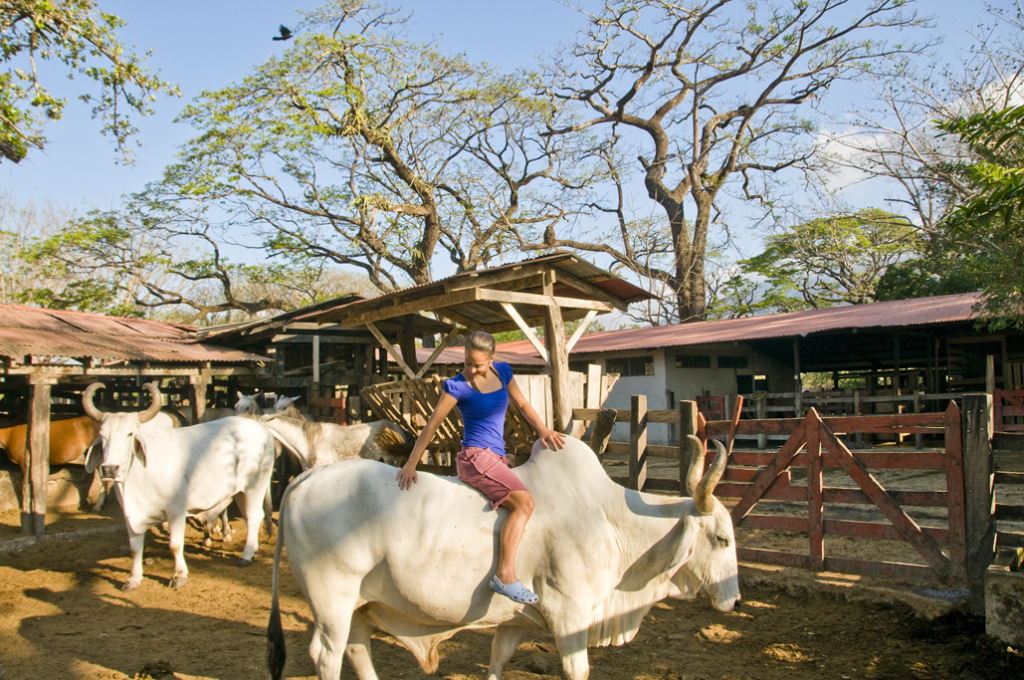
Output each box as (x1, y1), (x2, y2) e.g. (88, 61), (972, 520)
(684, 434), (704, 497)
(138, 382), (163, 423)
(694, 439), (728, 515)
(82, 382), (107, 421)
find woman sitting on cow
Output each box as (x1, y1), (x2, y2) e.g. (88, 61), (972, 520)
(397, 330), (565, 605)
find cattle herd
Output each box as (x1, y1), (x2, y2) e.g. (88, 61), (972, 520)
(2, 383), (741, 680)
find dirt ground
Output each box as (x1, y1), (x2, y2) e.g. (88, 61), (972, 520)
(2, 505), (1022, 680)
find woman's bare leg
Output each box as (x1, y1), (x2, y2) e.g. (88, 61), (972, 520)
(496, 489), (535, 584)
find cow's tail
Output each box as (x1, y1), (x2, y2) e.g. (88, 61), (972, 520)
(263, 484), (274, 536)
(266, 491), (288, 680)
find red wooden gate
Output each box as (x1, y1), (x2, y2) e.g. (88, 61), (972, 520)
(994, 389), (1024, 432)
(720, 405), (967, 586)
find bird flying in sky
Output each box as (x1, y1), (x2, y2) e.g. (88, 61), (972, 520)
(273, 25), (293, 41)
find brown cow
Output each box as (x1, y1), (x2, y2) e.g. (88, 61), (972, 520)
(0, 416), (103, 509)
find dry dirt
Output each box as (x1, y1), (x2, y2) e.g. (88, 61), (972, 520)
(1, 506), (1022, 680)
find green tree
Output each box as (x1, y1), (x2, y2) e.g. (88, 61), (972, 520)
(542, 0), (927, 323)
(0, 0), (177, 163)
(124, 0), (589, 296)
(710, 209), (923, 316)
(931, 104), (1024, 327)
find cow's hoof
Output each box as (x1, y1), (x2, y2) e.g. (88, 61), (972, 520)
(237, 557), (253, 567)
(121, 578), (141, 592)
(203, 537), (212, 548)
(169, 574), (188, 589)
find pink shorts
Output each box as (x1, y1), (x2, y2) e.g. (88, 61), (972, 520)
(456, 446), (527, 509)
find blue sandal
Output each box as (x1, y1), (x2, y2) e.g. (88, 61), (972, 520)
(490, 575), (539, 604)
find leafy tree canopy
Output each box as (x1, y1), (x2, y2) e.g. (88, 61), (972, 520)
(0, 0), (178, 163)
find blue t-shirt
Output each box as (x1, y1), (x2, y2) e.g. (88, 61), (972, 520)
(443, 361), (514, 456)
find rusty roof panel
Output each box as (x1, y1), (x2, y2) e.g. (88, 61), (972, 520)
(414, 346), (548, 367)
(0, 304), (266, 363)
(498, 293), (983, 355)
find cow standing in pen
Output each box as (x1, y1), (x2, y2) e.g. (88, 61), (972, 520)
(267, 435), (740, 680)
(259, 414), (416, 469)
(83, 382), (276, 591)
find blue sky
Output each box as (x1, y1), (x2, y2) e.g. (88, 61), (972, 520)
(0, 0), (997, 265)
(1, 0), (580, 207)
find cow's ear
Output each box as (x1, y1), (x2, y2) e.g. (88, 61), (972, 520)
(132, 436), (148, 467)
(669, 516), (699, 571)
(84, 438), (104, 473)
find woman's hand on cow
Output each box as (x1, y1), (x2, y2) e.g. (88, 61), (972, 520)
(538, 427), (566, 451)
(397, 462), (418, 490)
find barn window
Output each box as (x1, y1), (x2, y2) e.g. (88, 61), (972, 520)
(676, 354), (711, 368)
(717, 355), (749, 369)
(606, 355), (655, 377)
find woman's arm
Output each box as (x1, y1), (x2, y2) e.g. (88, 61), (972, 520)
(397, 392), (457, 490)
(507, 377), (566, 450)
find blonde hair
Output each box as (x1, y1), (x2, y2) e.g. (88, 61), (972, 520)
(465, 330), (496, 358)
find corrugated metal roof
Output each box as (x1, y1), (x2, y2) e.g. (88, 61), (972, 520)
(0, 304), (267, 363)
(498, 293), (984, 356)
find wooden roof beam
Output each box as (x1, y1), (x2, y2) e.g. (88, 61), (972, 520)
(549, 269), (630, 312)
(567, 310), (599, 353)
(478, 288), (613, 312)
(415, 327), (461, 379)
(500, 303), (549, 364)
(366, 322), (416, 380)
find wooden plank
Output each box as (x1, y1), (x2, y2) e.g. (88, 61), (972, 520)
(365, 322), (416, 380)
(542, 281), (573, 433)
(993, 432), (1024, 452)
(997, 532), (1024, 549)
(819, 419), (950, 581)
(738, 514), (950, 545)
(714, 481), (949, 507)
(994, 504), (1024, 522)
(995, 471), (1024, 485)
(566, 310), (599, 352)
(629, 395), (647, 491)
(724, 468), (792, 484)
(944, 400), (968, 587)
(729, 421), (807, 524)
(500, 302), (549, 364)
(806, 410), (825, 571)
(478, 288), (613, 312)
(994, 451), (1024, 470)
(415, 327), (460, 379)
(736, 548), (813, 570)
(822, 557), (940, 585)
(962, 394), (995, 614)
(22, 380), (52, 539)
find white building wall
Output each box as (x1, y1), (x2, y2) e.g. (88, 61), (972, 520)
(573, 342), (793, 446)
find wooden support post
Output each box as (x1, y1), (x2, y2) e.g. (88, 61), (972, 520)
(679, 400), (699, 496)
(962, 393), (995, 614)
(755, 395), (766, 449)
(188, 372), (210, 424)
(312, 335), (321, 385)
(21, 377), (53, 539)
(806, 408), (824, 571)
(854, 389), (863, 449)
(589, 408), (617, 463)
(629, 395), (648, 491)
(793, 337), (803, 416)
(543, 282), (572, 433)
(987, 355), (996, 395)
(914, 389), (922, 450)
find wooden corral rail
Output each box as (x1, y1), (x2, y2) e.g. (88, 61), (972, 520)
(992, 431), (1024, 566)
(994, 389), (1024, 432)
(572, 401), (971, 589)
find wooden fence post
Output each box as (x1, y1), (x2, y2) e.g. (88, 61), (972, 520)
(21, 376), (53, 539)
(629, 395), (647, 491)
(806, 408), (824, 571)
(962, 393), (994, 615)
(944, 401), (968, 588)
(679, 400), (699, 496)
(755, 395), (767, 449)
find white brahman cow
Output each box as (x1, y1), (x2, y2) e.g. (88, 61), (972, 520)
(259, 414), (415, 469)
(83, 382), (276, 591)
(267, 435), (739, 680)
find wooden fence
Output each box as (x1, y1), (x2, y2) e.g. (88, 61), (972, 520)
(572, 399), (975, 591)
(994, 389), (1024, 432)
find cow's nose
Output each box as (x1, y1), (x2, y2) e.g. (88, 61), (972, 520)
(732, 598), (742, 610)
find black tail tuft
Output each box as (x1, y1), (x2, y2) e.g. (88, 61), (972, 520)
(267, 597), (287, 680)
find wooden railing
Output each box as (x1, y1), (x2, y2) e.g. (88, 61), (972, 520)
(571, 398), (977, 593)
